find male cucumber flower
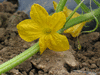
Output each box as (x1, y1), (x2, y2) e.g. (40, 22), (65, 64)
(53, 1), (87, 37)
(17, 4), (69, 54)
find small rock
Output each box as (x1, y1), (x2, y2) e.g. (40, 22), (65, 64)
(0, 57), (3, 60)
(0, 47), (8, 53)
(90, 64), (97, 69)
(23, 44), (28, 49)
(96, 68), (100, 72)
(10, 32), (16, 38)
(29, 72), (34, 75)
(0, 28), (6, 40)
(94, 42), (100, 49)
(30, 69), (35, 74)
(0, 3), (4, 12)
(81, 67), (89, 71)
(43, 73), (48, 75)
(22, 71), (27, 75)
(64, 46), (79, 68)
(38, 70), (44, 74)
(89, 32), (100, 41)
(72, 70), (97, 75)
(0, 60), (3, 64)
(10, 69), (18, 73)
(87, 60), (95, 65)
(10, 69), (22, 75)
(82, 62), (88, 67)
(70, 72), (87, 75)
(96, 59), (100, 67)
(31, 46), (78, 75)
(0, 44), (4, 50)
(4, 39), (9, 45)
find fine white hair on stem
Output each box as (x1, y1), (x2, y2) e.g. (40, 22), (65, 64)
(90, 0), (96, 19)
(90, 0), (98, 27)
(81, 0), (99, 33)
(79, 0), (84, 5)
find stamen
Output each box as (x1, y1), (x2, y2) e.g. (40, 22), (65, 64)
(43, 28), (51, 34)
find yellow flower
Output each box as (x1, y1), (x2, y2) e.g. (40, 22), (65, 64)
(17, 4), (69, 54)
(53, 1), (87, 37)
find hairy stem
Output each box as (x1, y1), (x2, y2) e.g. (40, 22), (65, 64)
(57, 0), (85, 33)
(93, 0), (100, 7)
(74, 0), (90, 12)
(0, 42), (39, 74)
(55, 0), (67, 12)
(64, 7), (100, 30)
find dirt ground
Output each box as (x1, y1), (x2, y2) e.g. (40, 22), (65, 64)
(0, 0), (100, 75)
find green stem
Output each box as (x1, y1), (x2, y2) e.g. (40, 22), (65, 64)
(58, 7), (100, 34)
(74, 0), (90, 12)
(57, 0), (84, 34)
(55, 0), (67, 12)
(93, 0), (100, 7)
(64, 7), (100, 30)
(0, 42), (39, 74)
(66, 0), (84, 23)
(82, 14), (99, 33)
(82, 0), (99, 33)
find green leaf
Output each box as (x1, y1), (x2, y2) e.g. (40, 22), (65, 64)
(74, 0), (90, 13)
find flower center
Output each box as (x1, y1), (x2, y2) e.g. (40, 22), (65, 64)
(44, 28), (51, 34)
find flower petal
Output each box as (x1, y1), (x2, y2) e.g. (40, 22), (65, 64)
(64, 22), (87, 37)
(39, 35), (47, 54)
(46, 33), (69, 51)
(63, 7), (80, 18)
(30, 4), (49, 25)
(53, 1), (57, 10)
(47, 12), (66, 32)
(53, 1), (88, 37)
(53, 1), (87, 37)
(63, 7), (88, 37)
(17, 19), (42, 42)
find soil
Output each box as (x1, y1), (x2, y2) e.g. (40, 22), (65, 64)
(0, 0), (100, 75)
(66, 32), (100, 72)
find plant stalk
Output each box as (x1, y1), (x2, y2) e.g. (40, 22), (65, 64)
(0, 42), (39, 74)
(55, 0), (67, 12)
(93, 0), (100, 7)
(74, 0), (90, 12)
(64, 7), (100, 30)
